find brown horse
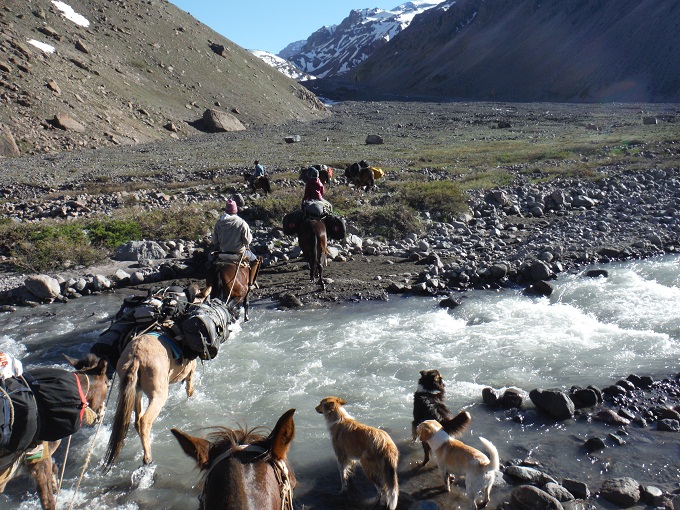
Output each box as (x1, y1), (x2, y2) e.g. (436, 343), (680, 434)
(206, 259), (256, 321)
(0, 355), (109, 510)
(298, 218), (328, 290)
(345, 161), (375, 191)
(243, 172), (272, 194)
(172, 409), (296, 510)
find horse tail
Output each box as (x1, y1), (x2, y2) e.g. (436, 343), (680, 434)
(264, 177), (271, 194)
(104, 356), (139, 470)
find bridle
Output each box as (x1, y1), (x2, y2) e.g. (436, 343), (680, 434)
(202, 443), (294, 510)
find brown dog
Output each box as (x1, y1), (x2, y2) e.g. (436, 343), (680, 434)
(315, 396), (399, 510)
(417, 419), (499, 509)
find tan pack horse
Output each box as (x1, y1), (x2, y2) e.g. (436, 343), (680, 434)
(103, 286), (211, 469)
(0, 355), (109, 510)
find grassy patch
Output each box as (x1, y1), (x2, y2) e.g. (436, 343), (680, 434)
(0, 221), (105, 273)
(389, 180), (468, 220)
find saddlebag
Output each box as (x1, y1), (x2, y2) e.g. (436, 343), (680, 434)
(23, 369), (85, 442)
(0, 376), (38, 452)
(180, 300), (231, 360)
(282, 210), (304, 235)
(323, 215), (347, 240)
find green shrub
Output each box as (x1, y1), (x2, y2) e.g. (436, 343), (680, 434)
(0, 222), (105, 273)
(348, 204), (422, 241)
(86, 218), (143, 249)
(389, 180), (468, 220)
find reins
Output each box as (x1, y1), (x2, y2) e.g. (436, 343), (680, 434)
(203, 442), (294, 510)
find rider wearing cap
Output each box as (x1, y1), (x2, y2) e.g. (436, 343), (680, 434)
(212, 198), (260, 286)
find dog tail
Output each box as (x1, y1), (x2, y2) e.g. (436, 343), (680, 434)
(384, 458), (399, 510)
(442, 410), (471, 437)
(479, 437), (500, 472)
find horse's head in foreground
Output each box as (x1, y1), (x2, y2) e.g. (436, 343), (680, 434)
(172, 408), (296, 510)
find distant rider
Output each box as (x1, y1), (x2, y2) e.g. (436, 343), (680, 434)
(251, 160), (266, 186)
(301, 167), (332, 217)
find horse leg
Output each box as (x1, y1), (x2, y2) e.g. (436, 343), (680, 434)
(137, 388), (168, 465)
(184, 363), (195, 398)
(26, 444), (56, 510)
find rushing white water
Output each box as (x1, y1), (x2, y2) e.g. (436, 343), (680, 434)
(2, 256), (679, 509)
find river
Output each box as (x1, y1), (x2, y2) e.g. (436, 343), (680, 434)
(2, 255), (679, 509)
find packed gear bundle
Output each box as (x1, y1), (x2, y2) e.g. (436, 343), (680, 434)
(283, 208), (346, 240)
(1, 368), (91, 452)
(91, 286), (233, 367)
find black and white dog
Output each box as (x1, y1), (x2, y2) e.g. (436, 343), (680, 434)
(412, 369), (471, 466)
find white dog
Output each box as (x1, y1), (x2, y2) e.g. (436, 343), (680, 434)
(417, 419), (499, 509)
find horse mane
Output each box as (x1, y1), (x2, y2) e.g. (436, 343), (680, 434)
(197, 424), (273, 482)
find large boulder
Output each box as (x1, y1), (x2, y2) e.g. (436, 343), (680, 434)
(53, 113), (86, 132)
(114, 240), (167, 261)
(202, 109), (245, 132)
(0, 123), (20, 157)
(529, 388), (575, 420)
(24, 275), (61, 300)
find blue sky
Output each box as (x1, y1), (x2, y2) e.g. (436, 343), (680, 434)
(169, 1), (407, 54)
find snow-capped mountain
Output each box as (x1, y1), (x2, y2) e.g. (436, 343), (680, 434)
(250, 51), (316, 81)
(278, 1), (446, 79)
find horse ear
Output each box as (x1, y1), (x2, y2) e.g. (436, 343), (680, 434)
(96, 357), (108, 375)
(269, 409), (295, 461)
(63, 354), (79, 367)
(171, 429), (211, 469)
(337, 397), (347, 406)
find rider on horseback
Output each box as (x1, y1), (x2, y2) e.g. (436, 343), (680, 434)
(302, 168), (332, 219)
(250, 160), (266, 187)
(212, 198), (261, 288)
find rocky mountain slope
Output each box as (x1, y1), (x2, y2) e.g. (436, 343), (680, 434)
(278, 1), (444, 78)
(323, 0), (680, 102)
(0, 0), (327, 156)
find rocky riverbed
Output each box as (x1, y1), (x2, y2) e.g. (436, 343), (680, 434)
(0, 101), (678, 509)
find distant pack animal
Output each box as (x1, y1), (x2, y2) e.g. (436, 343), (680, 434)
(412, 369), (471, 465)
(172, 409), (296, 510)
(316, 396), (399, 510)
(345, 161), (375, 191)
(243, 172), (272, 194)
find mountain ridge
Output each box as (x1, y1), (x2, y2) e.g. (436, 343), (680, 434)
(345, 0), (680, 102)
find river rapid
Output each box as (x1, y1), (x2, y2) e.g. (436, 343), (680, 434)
(2, 256), (679, 509)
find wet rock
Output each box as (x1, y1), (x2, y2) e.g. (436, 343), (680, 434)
(523, 280), (553, 297)
(278, 293), (302, 309)
(599, 477), (641, 507)
(585, 269), (608, 278)
(504, 465), (557, 485)
(584, 436), (606, 452)
(657, 418), (680, 431)
(544, 482), (575, 502)
(569, 387), (601, 408)
(529, 388), (575, 420)
(502, 388), (525, 409)
(511, 485), (564, 510)
(562, 479), (590, 500)
(483, 387), (501, 406)
(592, 409), (630, 426)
